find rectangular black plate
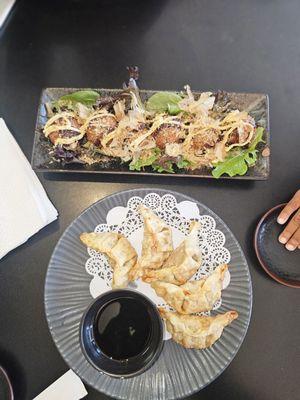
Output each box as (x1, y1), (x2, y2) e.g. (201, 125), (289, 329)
(31, 88), (270, 180)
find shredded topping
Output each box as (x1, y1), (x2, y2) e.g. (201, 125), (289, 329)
(43, 86), (260, 173)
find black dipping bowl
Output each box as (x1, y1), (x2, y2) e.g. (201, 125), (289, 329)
(80, 290), (163, 378)
(254, 204), (300, 288)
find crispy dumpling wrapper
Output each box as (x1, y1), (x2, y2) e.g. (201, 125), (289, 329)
(129, 205), (173, 281)
(143, 221), (201, 285)
(159, 308), (238, 349)
(151, 264), (227, 314)
(80, 232), (137, 289)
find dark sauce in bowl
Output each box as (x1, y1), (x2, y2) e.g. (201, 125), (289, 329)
(94, 298), (152, 360)
(80, 289), (163, 377)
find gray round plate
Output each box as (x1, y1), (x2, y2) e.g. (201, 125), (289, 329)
(45, 188), (252, 400)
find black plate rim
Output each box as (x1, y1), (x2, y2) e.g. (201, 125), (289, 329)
(0, 365), (14, 400)
(254, 203), (300, 288)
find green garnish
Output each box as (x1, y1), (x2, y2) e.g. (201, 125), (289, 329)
(82, 142), (91, 149)
(146, 92), (182, 114)
(167, 103), (182, 115)
(129, 148), (161, 171)
(176, 158), (192, 169)
(82, 141), (103, 155)
(212, 127), (265, 178)
(152, 162), (175, 173)
(55, 90), (100, 107)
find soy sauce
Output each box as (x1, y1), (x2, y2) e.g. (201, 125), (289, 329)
(94, 298), (152, 360)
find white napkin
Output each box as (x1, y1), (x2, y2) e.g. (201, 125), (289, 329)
(0, 118), (58, 259)
(0, 0), (15, 28)
(33, 370), (87, 400)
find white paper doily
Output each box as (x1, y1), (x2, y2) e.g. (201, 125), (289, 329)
(83, 193), (231, 340)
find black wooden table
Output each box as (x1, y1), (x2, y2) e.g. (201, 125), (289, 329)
(0, 1), (299, 399)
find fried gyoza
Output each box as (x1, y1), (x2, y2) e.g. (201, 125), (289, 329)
(159, 308), (238, 349)
(129, 205), (173, 280)
(80, 232), (137, 289)
(151, 264), (227, 314)
(143, 221), (201, 285)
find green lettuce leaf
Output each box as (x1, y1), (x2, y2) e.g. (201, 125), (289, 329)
(167, 103), (182, 115)
(152, 157), (192, 173)
(212, 127), (264, 178)
(129, 148), (160, 171)
(248, 127), (265, 151)
(146, 92), (182, 114)
(176, 159), (192, 169)
(56, 90), (100, 106)
(152, 162), (175, 173)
